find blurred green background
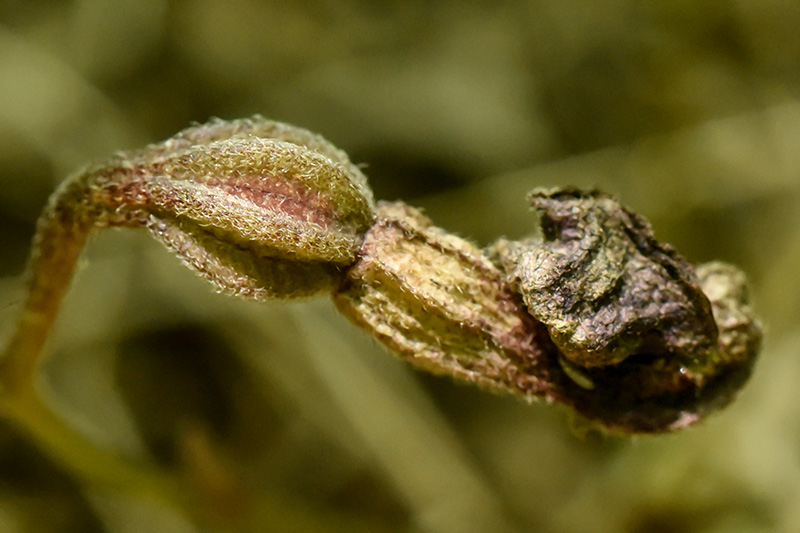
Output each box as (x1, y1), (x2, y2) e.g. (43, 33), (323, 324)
(1, 1), (799, 532)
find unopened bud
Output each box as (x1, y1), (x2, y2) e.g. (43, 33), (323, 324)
(66, 116), (375, 299)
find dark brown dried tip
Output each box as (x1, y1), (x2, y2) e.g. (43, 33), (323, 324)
(509, 188), (718, 369)
(492, 188), (761, 432)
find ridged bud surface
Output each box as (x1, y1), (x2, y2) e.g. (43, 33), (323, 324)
(62, 116), (375, 299)
(334, 201), (560, 399)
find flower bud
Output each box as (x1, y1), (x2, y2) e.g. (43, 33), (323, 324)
(71, 116), (375, 299)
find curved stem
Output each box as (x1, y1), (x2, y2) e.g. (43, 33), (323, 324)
(0, 181), (92, 394)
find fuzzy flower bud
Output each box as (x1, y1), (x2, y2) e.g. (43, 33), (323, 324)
(63, 116), (375, 299)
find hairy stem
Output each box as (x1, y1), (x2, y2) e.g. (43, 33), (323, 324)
(0, 179), (97, 394)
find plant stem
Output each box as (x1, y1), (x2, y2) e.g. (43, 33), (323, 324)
(0, 183), (91, 394)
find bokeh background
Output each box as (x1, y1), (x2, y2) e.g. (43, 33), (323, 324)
(2, 1), (800, 532)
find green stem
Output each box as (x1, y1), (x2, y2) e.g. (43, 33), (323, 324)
(0, 182), (91, 394)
